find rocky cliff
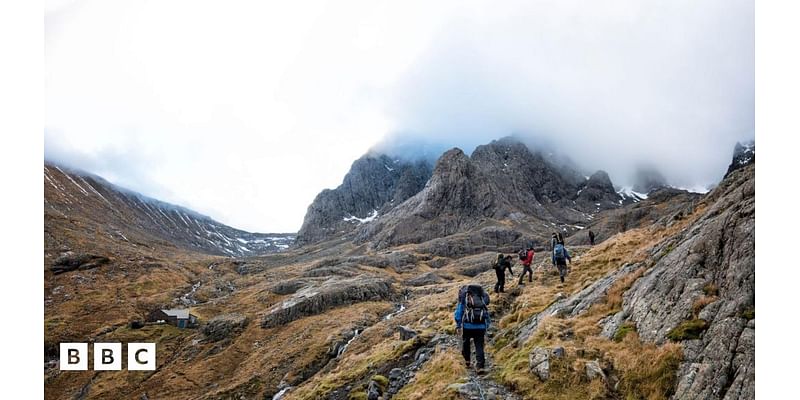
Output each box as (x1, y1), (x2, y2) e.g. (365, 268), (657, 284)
(45, 140), (755, 400)
(296, 154), (432, 245)
(355, 138), (625, 250)
(725, 140), (755, 178)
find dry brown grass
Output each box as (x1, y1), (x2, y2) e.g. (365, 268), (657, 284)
(489, 206), (711, 399)
(692, 295), (718, 317)
(393, 348), (467, 400)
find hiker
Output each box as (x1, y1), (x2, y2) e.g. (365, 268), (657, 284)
(552, 241), (572, 283)
(455, 284), (491, 372)
(588, 230), (596, 246)
(493, 254), (514, 293)
(551, 232), (564, 265)
(517, 245), (535, 284)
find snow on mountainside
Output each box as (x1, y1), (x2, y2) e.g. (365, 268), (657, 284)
(44, 163), (294, 256)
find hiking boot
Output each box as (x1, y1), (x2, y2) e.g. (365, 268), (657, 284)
(560, 276), (565, 283)
(476, 366), (487, 375)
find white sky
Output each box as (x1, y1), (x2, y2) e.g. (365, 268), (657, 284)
(45, 0), (754, 233)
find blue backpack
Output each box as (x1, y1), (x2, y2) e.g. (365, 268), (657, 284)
(554, 243), (566, 260)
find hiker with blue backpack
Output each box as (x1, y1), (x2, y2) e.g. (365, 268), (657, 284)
(552, 240), (572, 283)
(455, 284), (491, 373)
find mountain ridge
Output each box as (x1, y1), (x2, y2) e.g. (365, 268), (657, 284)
(45, 162), (294, 257)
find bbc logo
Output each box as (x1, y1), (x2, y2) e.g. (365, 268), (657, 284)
(60, 343), (156, 371)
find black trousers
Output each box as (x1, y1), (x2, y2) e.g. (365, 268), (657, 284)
(518, 264), (533, 283)
(556, 259), (568, 282)
(461, 328), (486, 368)
(494, 269), (505, 293)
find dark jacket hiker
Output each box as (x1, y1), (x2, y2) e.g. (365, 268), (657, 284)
(455, 285), (491, 370)
(493, 254), (513, 293)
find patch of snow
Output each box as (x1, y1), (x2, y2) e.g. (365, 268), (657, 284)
(55, 166), (89, 196)
(677, 185), (711, 194)
(385, 164), (394, 172)
(618, 187), (647, 201)
(343, 209), (378, 224)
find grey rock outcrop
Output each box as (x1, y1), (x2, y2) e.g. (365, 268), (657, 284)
(201, 313), (249, 342)
(51, 252), (110, 274)
(404, 272), (443, 287)
(585, 360), (606, 381)
(398, 326), (417, 341)
(261, 276), (395, 328)
(529, 347), (550, 381)
(296, 154), (432, 245)
(601, 164), (755, 399)
(575, 170), (623, 210)
(367, 380), (381, 400)
(724, 141), (755, 178)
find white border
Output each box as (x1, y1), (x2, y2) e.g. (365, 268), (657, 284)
(0, 0), (44, 397)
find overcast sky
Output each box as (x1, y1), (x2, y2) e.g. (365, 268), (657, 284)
(45, 0), (754, 233)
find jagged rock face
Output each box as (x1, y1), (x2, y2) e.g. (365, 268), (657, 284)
(470, 139), (586, 220)
(202, 313), (249, 342)
(355, 148), (503, 249)
(603, 164), (755, 400)
(355, 139), (624, 250)
(725, 140), (755, 178)
(261, 276), (395, 328)
(575, 170), (623, 210)
(472, 140), (569, 204)
(50, 252), (110, 274)
(632, 165), (668, 193)
(296, 154), (432, 245)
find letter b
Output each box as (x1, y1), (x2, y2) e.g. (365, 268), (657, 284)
(60, 343), (87, 371)
(94, 343), (122, 370)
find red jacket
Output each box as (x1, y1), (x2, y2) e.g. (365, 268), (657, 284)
(522, 249), (534, 266)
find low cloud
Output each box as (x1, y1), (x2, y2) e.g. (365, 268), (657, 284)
(45, 0), (753, 232)
(378, 0), (754, 189)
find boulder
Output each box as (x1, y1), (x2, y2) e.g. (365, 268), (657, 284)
(202, 313), (248, 342)
(447, 382), (482, 398)
(51, 252), (109, 274)
(367, 379), (381, 400)
(528, 347), (550, 380)
(270, 279), (307, 295)
(585, 360), (606, 381)
(405, 272), (443, 287)
(398, 326), (417, 341)
(262, 276), (394, 328)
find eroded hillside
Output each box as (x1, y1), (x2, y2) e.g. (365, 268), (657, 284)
(44, 141), (754, 400)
